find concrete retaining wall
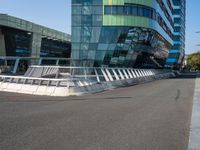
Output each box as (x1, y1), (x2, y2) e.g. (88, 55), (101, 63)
(0, 82), (69, 96)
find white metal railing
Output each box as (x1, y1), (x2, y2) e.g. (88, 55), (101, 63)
(0, 74), (97, 88)
(0, 65), (173, 89)
(0, 66), (171, 88)
(24, 66), (160, 81)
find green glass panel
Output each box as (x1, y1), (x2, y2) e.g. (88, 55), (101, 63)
(103, 0), (154, 7)
(103, 16), (150, 28)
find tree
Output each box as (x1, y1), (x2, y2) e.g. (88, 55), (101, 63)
(187, 52), (200, 71)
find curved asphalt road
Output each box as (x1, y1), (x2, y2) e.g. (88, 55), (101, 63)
(0, 73), (196, 150)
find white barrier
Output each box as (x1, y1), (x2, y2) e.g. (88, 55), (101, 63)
(0, 67), (176, 96)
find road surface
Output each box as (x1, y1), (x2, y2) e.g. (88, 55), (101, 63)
(0, 73), (196, 150)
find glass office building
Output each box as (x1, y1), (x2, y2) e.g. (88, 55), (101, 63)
(71, 0), (174, 68)
(166, 0), (186, 69)
(0, 14), (71, 58)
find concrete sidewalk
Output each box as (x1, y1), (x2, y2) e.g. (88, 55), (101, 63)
(188, 73), (200, 150)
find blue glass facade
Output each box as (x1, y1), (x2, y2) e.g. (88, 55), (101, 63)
(166, 0), (186, 69)
(71, 0), (175, 68)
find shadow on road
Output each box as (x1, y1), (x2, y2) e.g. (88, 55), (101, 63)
(0, 92), (134, 103)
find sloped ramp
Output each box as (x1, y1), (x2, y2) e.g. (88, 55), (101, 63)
(24, 66), (59, 78)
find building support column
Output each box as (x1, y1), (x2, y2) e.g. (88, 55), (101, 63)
(56, 59), (60, 65)
(31, 33), (42, 65)
(0, 28), (6, 56)
(12, 58), (20, 74)
(38, 58), (42, 65)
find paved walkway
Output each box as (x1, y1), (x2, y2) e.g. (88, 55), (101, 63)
(0, 73), (196, 150)
(188, 73), (200, 150)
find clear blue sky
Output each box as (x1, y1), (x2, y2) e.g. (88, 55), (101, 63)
(0, 0), (71, 33)
(0, 0), (199, 54)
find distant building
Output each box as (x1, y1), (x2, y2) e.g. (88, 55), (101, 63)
(0, 14), (71, 58)
(166, 0), (186, 69)
(71, 0), (174, 68)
